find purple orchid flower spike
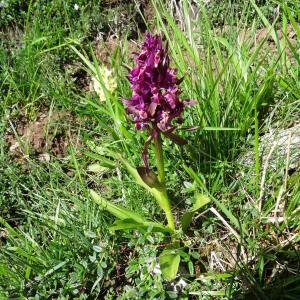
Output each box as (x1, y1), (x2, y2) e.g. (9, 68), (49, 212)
(122, 32), (194, 169)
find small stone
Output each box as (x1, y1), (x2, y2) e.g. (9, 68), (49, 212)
(67, 170), (74, 177)
(38, 153), (50, 162)
(9, 141), (19, 152)
(0, 228), (8, 239)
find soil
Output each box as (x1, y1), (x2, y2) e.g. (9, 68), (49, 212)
(5, 109), (79, 161)
(94, 37), (138, 66)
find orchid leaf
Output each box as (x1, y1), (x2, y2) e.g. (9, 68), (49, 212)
(137, 167), (161, 188)
(181, 193), (211, 231)
(86, 152), (115, 169)
(90, 190), (144, 223)
(159, 248), (181, 281)
(90, 190), (171, 234)
(109, 219), (171, 233)
(109, 219), (141, 231)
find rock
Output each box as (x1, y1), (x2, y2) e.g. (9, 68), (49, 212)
(239, 125), (300, 171)
(38, 153), (50, 162)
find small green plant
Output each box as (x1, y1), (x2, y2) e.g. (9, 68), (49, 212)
(89, 32), (210, 281)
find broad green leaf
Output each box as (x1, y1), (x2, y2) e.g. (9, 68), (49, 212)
(109, 219), (141, 231)
(181, 193), (211, 231)
(109, 219), (171, 233)
(159, 249), (181, 281)
(90, 190), (144, 223)
(86, 152), (115, 169)
(90, 190), (171, 234)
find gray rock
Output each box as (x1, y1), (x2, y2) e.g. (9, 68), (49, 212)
(239, 124), (300, 171)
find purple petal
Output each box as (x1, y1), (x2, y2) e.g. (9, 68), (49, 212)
(122, 32), (194, 136)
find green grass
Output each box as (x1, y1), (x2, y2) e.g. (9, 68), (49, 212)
(1, 0), (300, 299)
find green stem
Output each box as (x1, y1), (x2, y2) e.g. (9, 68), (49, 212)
(153, 131), (175, 230)
(154, 131), (165, 184)
(161, 189), (175, 231)
(151, 188), (175, 230)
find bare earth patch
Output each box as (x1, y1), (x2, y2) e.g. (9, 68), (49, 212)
(5, 110), (79, 161)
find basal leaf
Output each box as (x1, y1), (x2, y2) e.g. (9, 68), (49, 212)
(90, 190), (171, 233)
(109, 219), (171, 233)
(109, 219), (141, 231)
(86, 152), (116, 169)
(90, 190), (144, 223)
